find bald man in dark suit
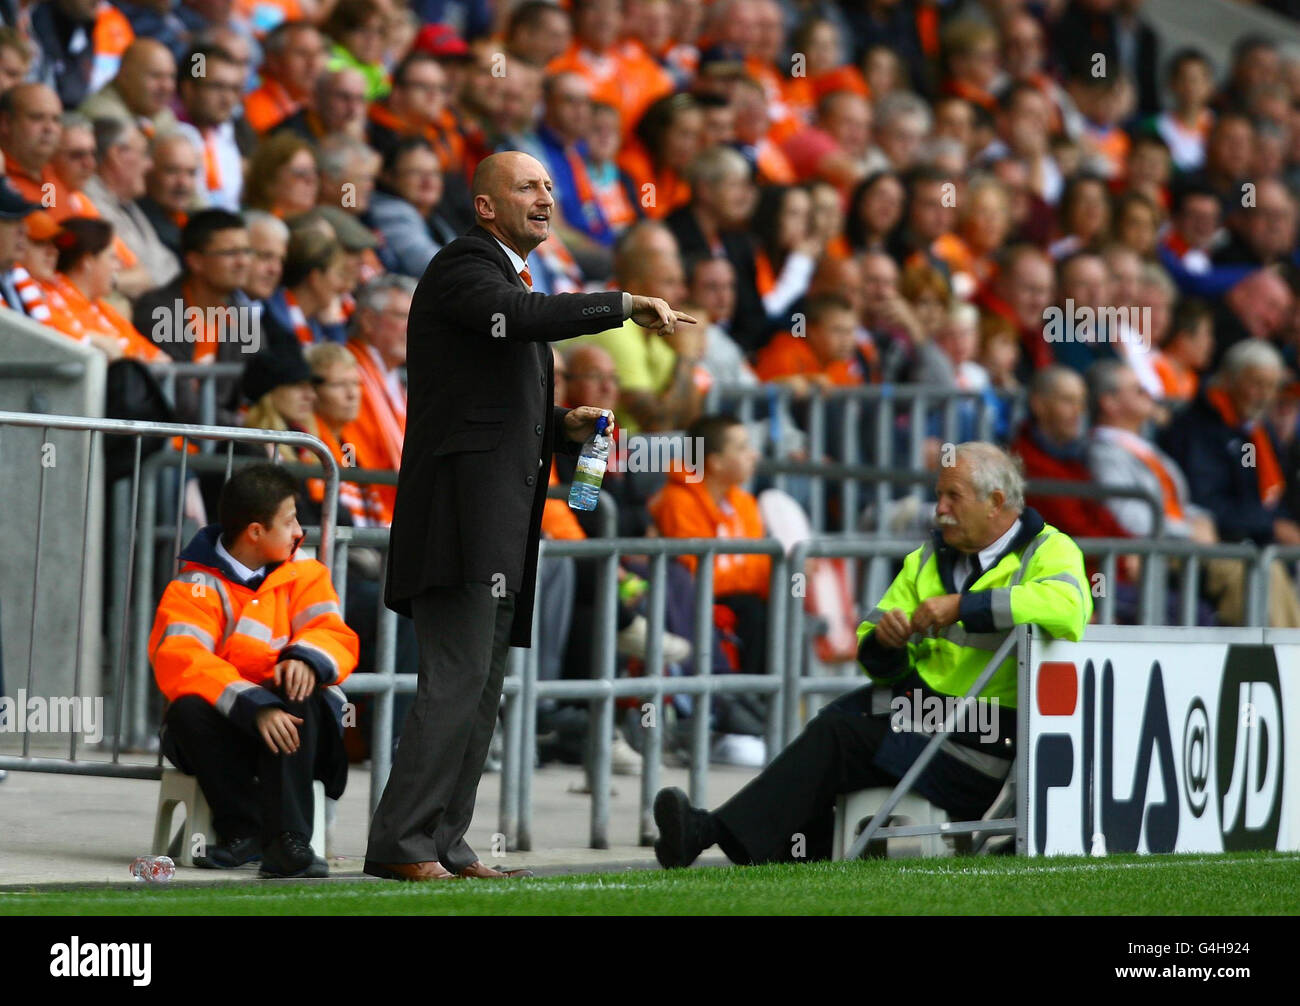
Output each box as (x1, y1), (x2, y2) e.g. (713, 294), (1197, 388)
(364, 151), (694, 880)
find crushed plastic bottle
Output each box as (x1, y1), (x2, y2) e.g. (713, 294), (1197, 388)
(129, 855), (176, 882)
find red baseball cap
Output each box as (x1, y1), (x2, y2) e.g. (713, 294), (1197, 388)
(414, 24), (471, 59)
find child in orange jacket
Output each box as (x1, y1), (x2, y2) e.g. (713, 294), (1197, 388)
(648, 414), (772, 678)
(149, 463), (359, 878)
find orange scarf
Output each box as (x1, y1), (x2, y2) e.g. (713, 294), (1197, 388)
(1207, 387), (1285, 507)
(304, 417), (386, 527)
(345, 339), (405, 470)
(1107, 428), (1186, 523)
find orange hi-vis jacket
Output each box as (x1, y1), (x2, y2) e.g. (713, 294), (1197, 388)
(647, 463), (771, 599)
(149, 524), (359, 734)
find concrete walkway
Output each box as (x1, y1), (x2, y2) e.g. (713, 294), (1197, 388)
(0, 755), (760, 887)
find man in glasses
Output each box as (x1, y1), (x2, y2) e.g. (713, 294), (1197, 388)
(175, 45), (246, 210)
(134, 208), (256, 423)
(274, 68), (370, 144)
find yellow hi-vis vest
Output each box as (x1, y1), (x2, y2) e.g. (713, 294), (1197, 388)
(855, 509), (1091, 709)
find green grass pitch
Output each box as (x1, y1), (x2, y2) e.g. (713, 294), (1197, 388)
(2, 852), (1298, 915)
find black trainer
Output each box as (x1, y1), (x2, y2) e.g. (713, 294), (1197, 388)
(194, 836), (262, 869)
(653, 787), (711, 869)
(259, 832), (328, 879)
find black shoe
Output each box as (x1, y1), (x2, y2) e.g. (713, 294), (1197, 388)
(194, 836), (261, 869)
(259, 832), (328, 879)
(653, 787), (710, 869)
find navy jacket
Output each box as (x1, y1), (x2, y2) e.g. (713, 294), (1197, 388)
(1157, 393), (1290, 544)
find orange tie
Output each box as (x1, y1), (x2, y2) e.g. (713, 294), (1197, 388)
(520, 267), (532, 290)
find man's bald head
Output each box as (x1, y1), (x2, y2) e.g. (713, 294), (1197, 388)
(472, 150), (556, 257)
(566, 343), (619, 410)
(117, 38), (176, 118)
(473, 150), (545, 199)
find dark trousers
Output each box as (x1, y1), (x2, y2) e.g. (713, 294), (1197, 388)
(713, 684), (1008, 864)
(364, 583), (515, 873)
(160, 691), (346, 847)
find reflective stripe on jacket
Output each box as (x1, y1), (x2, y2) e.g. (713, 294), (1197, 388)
(855, 507), (1090, 710)
(149, 524), (359, 733)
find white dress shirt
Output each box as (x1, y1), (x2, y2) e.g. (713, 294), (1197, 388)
(952, 518), (1022, 592)
(216, 536), (265, 584)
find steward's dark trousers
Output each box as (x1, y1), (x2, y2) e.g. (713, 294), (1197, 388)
(713, 684), (1009, 864)
(161, 690), (347, 847)
(365, 583), (516, 873)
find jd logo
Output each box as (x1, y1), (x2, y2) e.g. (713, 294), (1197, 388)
(1216, 645), (1284, 850)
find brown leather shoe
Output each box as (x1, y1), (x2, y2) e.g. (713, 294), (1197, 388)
(363, 859), (455, 881)
(457, 860), (535, 879)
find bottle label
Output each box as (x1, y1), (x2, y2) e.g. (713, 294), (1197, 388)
(574, 455), (606, 487)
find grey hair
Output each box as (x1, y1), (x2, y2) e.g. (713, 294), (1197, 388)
(1139, 261), (1176, 299)
(1221, 338), (1284, 378)
(242, 209), (290, 243)
(954, 442), (1025, 513)
(355, 274), (417, 314)
(875, 90), (933, 133)
(1029, 363), (1083, 399)
(317, 134), (376, 178)
(61, 111), (92, 132)
(91, 116), (131, 160)
(1084, 358), (1131, 420)
(686, 144), (750, 187)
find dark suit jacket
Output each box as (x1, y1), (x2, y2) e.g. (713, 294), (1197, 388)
(385, 224), (626, 645)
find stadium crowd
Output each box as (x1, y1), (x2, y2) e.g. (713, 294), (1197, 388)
(3, 0), (1300, 770)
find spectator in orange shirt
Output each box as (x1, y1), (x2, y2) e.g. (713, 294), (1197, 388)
(1154, 297), (1214, 407)
(754, 291), (864, 397)
(0, 84), (63, 208)
(244, 21), (327, 134)
(648, 412), (771, 678)
(47, 216), (170, 363)
(274, 67), (370, 145)
(505, 1), (574, 68)
(547, 0), (674, 141)
(618, 93), (702, 221)
(342, 274), (411, 521)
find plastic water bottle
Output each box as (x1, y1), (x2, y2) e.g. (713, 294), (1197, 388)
(569, 414), (611, 511)
(130, 856), (176, 882)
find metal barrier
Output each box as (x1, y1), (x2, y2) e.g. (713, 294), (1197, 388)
(0, 410), (339, 779)
(707, 381), (1024, 507)
(149, 362), (245, 445)
(0, 404), (1290, 859)
(755, 459), (1167, 537)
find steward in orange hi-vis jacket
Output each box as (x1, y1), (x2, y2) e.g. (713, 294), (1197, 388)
(151, 522), (359, 727)
(148, 463), (359, 878)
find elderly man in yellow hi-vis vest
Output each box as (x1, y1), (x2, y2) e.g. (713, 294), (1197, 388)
(653, 442), (1092, 867)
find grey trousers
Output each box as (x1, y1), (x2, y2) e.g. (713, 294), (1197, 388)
(364, 582), (515, 872)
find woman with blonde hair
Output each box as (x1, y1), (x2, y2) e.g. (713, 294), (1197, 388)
(303, 341), (388, 527)
(240, 349), (319, 463)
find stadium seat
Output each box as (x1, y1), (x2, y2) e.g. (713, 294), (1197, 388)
(833, 787), (953, 859)
(151, 768), (326, 867)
